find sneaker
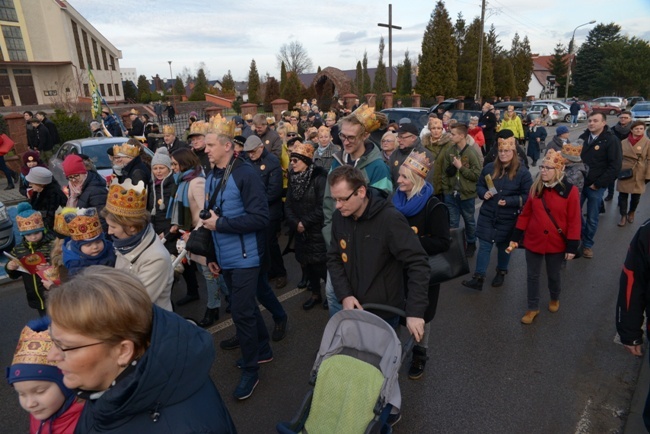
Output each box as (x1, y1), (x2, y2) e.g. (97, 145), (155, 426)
(582, 247), (593, 259)
(236, 351), (273, 368)
(233, 373), (259, 400)
(549, 300), (560, 313)
(521, 310), (540, 324)
(272, 317), (287, 342)
(220, 334), (240, 350)
(387, 411), (402, 427)
(408, 346), (428, 380)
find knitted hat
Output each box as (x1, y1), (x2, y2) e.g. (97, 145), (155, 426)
(16, 202), (44, 235)
(6, 317), (74, 400)
(543, 149), (566, 172)
(25, 167), (52, 185)
(22, 150), (42, 165)
(561, 140), (583, 163)
(62, 155), (87, 177)
(64, 208), (103, 242)
(290, 142), (315, 165)
(151, 147), (172, 169)
(105, 178), (147, 217)
(402, 150), (432, 179)
(556, 125), (570, 135)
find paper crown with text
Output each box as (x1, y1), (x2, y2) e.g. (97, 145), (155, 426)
(64, 208), (103, 241)
(208, 114), (236, 138)
(105, 178), (147, 217)
(351, 103), (388, 133)
(403, 150), (432, 179)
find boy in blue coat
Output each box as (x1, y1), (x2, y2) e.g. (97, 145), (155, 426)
(61, 208), (115, 276)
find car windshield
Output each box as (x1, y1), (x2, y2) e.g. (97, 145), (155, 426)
(82, 144), (113, 170)
(633, 104), (650, 111)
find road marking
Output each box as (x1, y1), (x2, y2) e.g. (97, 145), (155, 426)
(206, 286), (308, 335)
(574, 398), (592, 434)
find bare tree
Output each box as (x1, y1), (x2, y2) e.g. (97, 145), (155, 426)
(276, 41), (314, 75)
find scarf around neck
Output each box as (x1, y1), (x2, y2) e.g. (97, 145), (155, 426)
(167, 167), (203, 230)
(289, 164), (314, 201)
(392, 182), (434, 217)
(113, 226), (148, 255)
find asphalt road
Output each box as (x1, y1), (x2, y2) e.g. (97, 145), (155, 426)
(0, 123), (646, 433)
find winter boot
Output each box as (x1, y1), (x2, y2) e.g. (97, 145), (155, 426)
(198, 308), (219, 328)
(408, 346), (429, 380)
(491, 269), (507, 287)
(461, 273), (484, 291)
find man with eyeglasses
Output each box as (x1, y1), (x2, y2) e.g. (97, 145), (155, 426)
(388, 123), (434, 185)
(321, 109), (393, 316)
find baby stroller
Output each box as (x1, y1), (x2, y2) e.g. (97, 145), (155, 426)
(277, 304), (412, 434)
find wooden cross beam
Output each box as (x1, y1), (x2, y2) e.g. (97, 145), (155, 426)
(378, 4), (401, 93)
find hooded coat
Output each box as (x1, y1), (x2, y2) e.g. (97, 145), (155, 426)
(73, 305), (237, 433)
(76, 170), (108, 215)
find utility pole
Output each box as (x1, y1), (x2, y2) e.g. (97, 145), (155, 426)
(378, 4), (401, 93)
(475, 0), (486, 101)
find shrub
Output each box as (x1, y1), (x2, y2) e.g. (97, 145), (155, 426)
(51, 109), (90, 144)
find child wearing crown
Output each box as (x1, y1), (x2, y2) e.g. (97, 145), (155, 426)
(60, 208), (116, 277)
(6, 317), (84, 434)
(5, 203), (56, 316)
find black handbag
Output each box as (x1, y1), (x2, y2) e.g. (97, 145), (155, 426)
(618, 168), (634, 180)
(185, 226), (214, 257)
(427, 201), (470, 285)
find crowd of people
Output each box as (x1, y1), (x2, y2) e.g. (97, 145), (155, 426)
(6, 95), (650, 432)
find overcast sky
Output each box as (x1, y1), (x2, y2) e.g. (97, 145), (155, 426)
(69, 0), (649, 82)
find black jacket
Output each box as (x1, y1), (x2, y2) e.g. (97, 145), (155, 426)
(256, 129), (283, 160)
(128, 117), (145, 137)
(579, 126), (622, 188)
(33, 123), (53, 152)
(117, 155), (151, 191)
(30, 181), (67, 230)
(479, 111), (497, 145)
(148, 175), (178, 254)
(285, 166), (327, 265)
(250, 149), (283, 222)
(42, 118), (60, 145)
(328, 188), (430, 318)
(193, 147), (212, 175)
(77, 170), (108, 231)
(167, 137), (190, 155)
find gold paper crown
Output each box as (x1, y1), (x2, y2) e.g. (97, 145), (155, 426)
(561, 141), (583, 162)
(498, 136), (517, 151)
(105, 178), (147, 217)
(325, 111), (337, 121)
(66, 208), (103, 241)
(113, 142), (140, 158)
(290, 111), (299, 118)
(351, 103), (388, 133)
(188, 120), (210, 137)
(16, 208), (44, 234)
(244, 113), (253, 121)
(54, 206), (77, 237)
(11, 325), (56, 367)
(266, 116), (276, 125)
(291, 142), (315, 160)
(162, 125), (176, 135)
(403, 150), (432, 179)
(543, 149), (566, 171)
(286, 124), (298, 133)
(208, 114), (236, 138)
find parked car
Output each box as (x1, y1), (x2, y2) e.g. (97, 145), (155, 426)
(530, 100), (587, 124)
(493, 101), (531, 111)
(49, 137), (155, 187)
(428, 98), (460, 116)
(628, 96), (645, 107)
(0, 200), (15, 253)
(451, 110), (481, 125)
(590, 102), (622, 116)
(578, 101), (593, 116)
(631, 103), (650, 125)
(592, 96), (627, 109)
(380, 108), (429, 132)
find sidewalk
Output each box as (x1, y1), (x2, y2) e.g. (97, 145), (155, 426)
(625, 353), (649, 433)
(0, 175), (27, 206)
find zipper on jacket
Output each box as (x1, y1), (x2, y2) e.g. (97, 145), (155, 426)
(28, 242), (45, 310)
(239, 234), (247, 258)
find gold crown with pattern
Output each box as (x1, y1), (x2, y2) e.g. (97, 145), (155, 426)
(11, 325), (55, 367)
(561, 141), (583, 162)
(325, 111), (337, 121)
(351, 103), (388, 133)
(113, 142), (140, 158)
(291, 142), (315, 160)
(290, 111), (299, 118)
(16, 206), (43, 235)
(188, 120), (210, 137)
(105, 178), (147, 217)
(286, 124), (298, 133)
(162, 125), (176, 135)
(208, 114), (236, 138)
(498, 136), (517, 151)
(543, 149), (566, 171)
(65, 208), (103, 241)
(403, 150), (432, 179)
(266, 116), (276, 125)
(54, 206), (77, 237)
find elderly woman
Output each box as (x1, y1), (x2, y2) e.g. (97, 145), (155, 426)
(422, 117), (453, 198)
(468, 116), (486, 153)
(393, 150), (450, 380)
(46, 266), (237, 433)
(313, 126), (340, 171)
(380, 131), (397, 163)
(617, 121), (650, 226)
(26, 166), (67, 231)
(286, 141), (328, 310)
(112, 139), (150, 187)
(508, 150), (581, 324)
(62, 154), (107, 217)
(100, 178), (174, 311)
(462, 137), (532, 290)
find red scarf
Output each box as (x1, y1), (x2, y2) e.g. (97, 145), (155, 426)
(628, 134), (643, 147)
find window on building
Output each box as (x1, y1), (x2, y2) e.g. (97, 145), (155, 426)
(0, 0), (18, 22)
(114, 83), (120, 96)
(70, 20), (84, 69)
(2, 25), (27, 61)
(83, 83), (89, 97)
(92, 39), (101, 70)
(82, 30), (92, 69)
(109, 55), (115, 71)
(101, 47), (108, 70)
(99, 83), (105, 95)
(107, 83), (113, 96)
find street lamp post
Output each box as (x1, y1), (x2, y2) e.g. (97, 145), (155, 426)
(564, 20), (596, 100)
(168, 60), (176, 111)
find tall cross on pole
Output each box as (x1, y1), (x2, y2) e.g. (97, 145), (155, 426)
(378, 4), (401, 94)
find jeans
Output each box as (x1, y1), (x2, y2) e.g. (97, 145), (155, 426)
(0, 156), (15, 187)
(571, 114), (578, 125)
(619, 192), (641, 216)
(198, 263), (226, 309)
(580, 186), (606, 249)
(525, 250), (564, 310)
(267, 219), (286, 278)
(444, 194), (476, 244)
(221, 267), (271, 374)
(475, 239), (511, 276)
(256, 271), (287, 324)
(326, 272), (343, 317)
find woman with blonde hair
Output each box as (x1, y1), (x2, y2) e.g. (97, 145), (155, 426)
(313, 126), (340, 171)
(500, 105), (525, 144)
(380, 131), (398, 163)
(46, 266), (237, 433)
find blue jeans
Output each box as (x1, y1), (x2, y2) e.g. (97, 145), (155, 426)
(475, 239), (511, 276)
(571, 114), (578, 125)
(256, 271), (287, 324)
(198, 264), (227, 309)
(221, 267), (271, 374)
(444, 194), (476, 244)
(326, 272), (342, 317)
(580, 186), (605, 249)
(0, 156), (15, 187)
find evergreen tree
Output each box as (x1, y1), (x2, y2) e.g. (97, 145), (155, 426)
(136, 75), (151, 103)
(415, 0), (457, 98)
(600, 37), (650, 97)
(321, 79), (334, 111)
(509, 33), (534, 98)
(189, 68), (209, 101)
(573, 23), (622, 97)
(123, 80), (137, 101)
(548, 43), (569, 97)
(493, 55), (517, 98)
(283, 72), (303, 108)
(362, 51), (371, 94)
(317, 66), (322, 73)
(457, 17), (494, 99)
(373, 37), (389, 101)
(453, 12), (467, 54)
(280, 61), (287, 96)
(247, 59), (260, 104)
(221, 70), (235, 94)
(173, 75), (185, 97)
(355, 61), (363, 94)
(263, 76), (280, 112)
(398, 51), (413, 95)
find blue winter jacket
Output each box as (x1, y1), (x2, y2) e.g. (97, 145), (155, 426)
(205, 158), (269, 270)
(475, 163), (533, 243)
(74, 305), (237, 433)
(62, 238), (116, 276)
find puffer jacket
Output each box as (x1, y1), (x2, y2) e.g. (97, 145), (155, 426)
(77, 170), (108, 230)
(30, 182), (68, 231)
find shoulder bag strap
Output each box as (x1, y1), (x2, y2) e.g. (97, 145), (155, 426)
(540, 194), (567, 242)
(205, 157), (239, 212)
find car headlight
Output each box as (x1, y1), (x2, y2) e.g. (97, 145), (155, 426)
(0, 203), (8, 222)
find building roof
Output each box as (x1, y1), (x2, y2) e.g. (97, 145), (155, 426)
(531, 54), (573, 86)
(298, 67), (401, 90)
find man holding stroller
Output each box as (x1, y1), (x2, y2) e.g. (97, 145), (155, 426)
(327, 165), (430, 425)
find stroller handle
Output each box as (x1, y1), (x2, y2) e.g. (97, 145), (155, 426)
(361, 303), (407, 318)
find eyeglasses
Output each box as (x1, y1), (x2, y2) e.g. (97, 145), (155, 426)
(338, 132), (359, 143)
(397, 134), (415, 140)
(290, 158), (300, 164)
(66, 174), (82, 181)
(52, 339), (105, 353)
(539, 165), (555, 171)
(333, 186), (360, 203)
(381, 139), (395, 143)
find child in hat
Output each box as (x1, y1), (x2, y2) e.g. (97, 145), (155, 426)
(6, 317), (84, 434)
(5, 203), (56, 316)
(61, 208), (116, 277)
(560, 140), (587, 194)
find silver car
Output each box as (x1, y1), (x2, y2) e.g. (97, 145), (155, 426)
(592, 96), (628, 109)
(529, 100), (587, 125)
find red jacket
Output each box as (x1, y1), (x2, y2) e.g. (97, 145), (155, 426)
(469, 126), (485, 147)
(513, 180), (581, 254)
(30, 399), (83, 434)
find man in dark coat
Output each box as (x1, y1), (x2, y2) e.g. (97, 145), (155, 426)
(23, 111), (37, 150)
(569, 98), (581, 128)
(579, 112), (622, 259)
(187, 122), (211, 175)
(29, 118), (53, 162)
(479, 102), (497, 153)
(113, 140), (151, 191)
(101, 109), (123, 137)
(253, 114), (282, 159)
(127, 109), (145, 137)
(161, 125), (189, 154)
(36, 111), (60, 148)
(389, 123), (434, 185)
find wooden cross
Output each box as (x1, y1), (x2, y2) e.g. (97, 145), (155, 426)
(377, 4), (401, 93)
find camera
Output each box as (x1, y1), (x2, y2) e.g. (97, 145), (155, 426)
(199, 207), (221, 220)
